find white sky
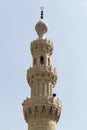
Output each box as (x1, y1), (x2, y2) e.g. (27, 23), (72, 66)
(0, 0), (87, 130)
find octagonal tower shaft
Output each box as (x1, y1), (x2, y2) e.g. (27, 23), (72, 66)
(23, 9), (61, 130)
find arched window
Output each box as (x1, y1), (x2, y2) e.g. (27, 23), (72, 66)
(40, 56), (44, 65)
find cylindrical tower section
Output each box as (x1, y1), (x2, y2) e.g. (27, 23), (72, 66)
(30, 39), (53, 67)
(23, 97), (62, 130)
(27, 66), (57, 98)
(28, 119), (56, 130)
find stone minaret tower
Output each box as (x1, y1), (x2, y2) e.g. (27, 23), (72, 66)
(22, 8), (62, 130)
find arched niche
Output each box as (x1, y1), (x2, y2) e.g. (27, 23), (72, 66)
(40, 56), (44, 65)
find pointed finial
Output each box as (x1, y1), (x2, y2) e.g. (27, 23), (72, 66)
(40, 7), (44, 19)
(35, 7), (48, 39)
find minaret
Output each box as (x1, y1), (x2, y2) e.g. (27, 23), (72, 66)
(22, 8), (62, 130)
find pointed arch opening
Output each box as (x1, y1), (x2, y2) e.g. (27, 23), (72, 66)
(40, 56), (44, 65)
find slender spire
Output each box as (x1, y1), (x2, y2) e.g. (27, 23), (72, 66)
(40, 7), (44, 19)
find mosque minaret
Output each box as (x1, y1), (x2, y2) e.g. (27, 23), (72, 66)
(22, 8), (62, 130)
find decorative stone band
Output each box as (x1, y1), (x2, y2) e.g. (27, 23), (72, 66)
(30, 39), (53, 56)
(23, 97), (61, 123)
(27, 65), (57, 86)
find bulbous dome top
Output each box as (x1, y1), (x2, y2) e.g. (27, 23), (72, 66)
(35, 19), (48, 39)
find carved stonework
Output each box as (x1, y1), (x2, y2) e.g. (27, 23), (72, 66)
(23, 97), (61, 123)
(27, 66), (57, 87)
(23, 12), (62, 130)
(31, 39), (53, 56)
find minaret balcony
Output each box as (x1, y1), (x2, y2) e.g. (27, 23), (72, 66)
(30, 39), (53, 56)
(27, 65), (58, 86)
(23, 96), (62, 123)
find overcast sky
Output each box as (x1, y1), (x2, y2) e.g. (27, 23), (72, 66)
(0, 0), (87, 130)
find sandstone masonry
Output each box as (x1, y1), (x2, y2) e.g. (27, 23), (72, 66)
(22, 9), (62, 130)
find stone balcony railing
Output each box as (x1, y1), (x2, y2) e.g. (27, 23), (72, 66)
(23, 96), (61, 112)
(30, 39), (53, 55)
(28, 65), (57, 75)
(31, 39), (53, 47)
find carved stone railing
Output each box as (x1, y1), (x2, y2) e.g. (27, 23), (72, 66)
(23, 96), (61, 111)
